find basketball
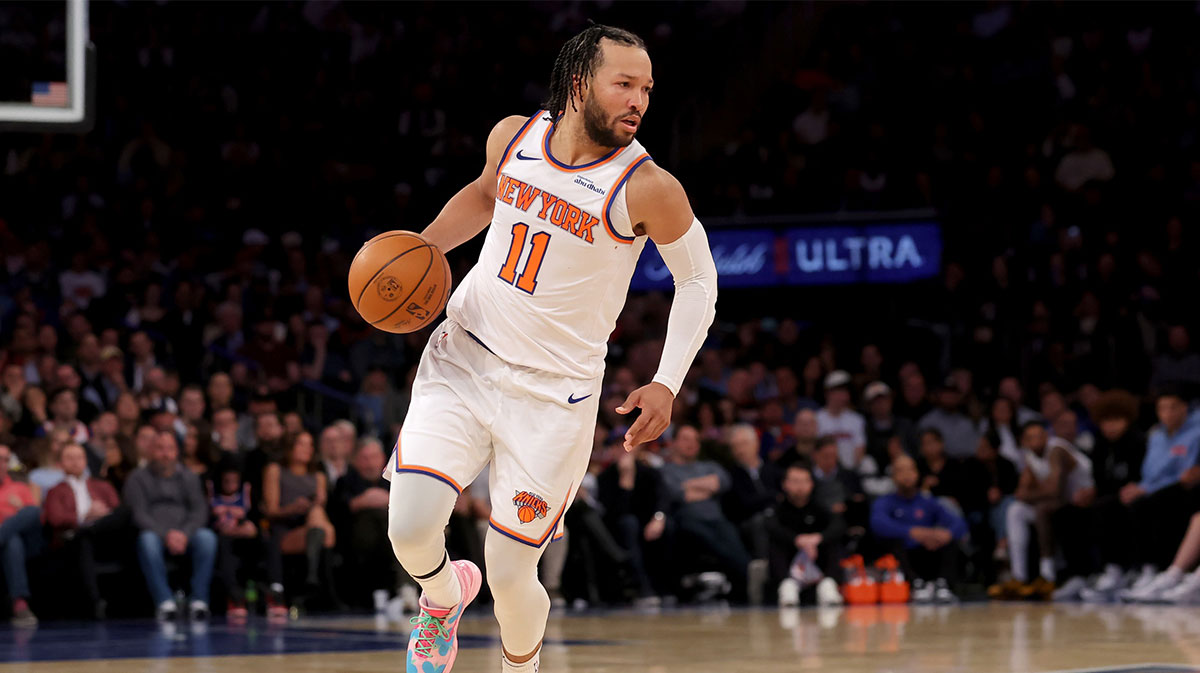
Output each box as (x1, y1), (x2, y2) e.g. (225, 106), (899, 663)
(349, 230), (452, 334)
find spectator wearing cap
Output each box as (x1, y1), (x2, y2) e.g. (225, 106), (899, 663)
(0, 442), (41, 625)
(864, 381), (915, 467)
(918, 378), (979, 459)
(98, 346), (128, 399)
(816, 370), (867, 470)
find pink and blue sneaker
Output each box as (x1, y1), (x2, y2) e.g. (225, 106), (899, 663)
(406, 560), (482, 673)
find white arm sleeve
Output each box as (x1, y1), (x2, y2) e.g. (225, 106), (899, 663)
(651, 218), (718, 396)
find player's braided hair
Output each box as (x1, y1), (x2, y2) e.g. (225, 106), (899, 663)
(543, 23), (646, 118)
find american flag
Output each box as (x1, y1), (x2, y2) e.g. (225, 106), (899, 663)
(31, 81), (69, 107)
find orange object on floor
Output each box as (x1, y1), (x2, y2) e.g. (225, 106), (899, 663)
(874, 554), (910, 604)
(840, 555), (880, 605)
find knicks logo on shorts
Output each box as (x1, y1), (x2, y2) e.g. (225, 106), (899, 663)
(513, 490), (550, 524)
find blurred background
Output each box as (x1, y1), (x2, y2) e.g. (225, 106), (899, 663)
(0, 0), (1199, 622)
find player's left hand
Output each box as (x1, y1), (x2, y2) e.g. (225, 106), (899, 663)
(616, 382), (674, 451)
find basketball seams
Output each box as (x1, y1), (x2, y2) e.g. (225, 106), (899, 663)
(369, 244), (436, 326)
(354, 239), (430, 312)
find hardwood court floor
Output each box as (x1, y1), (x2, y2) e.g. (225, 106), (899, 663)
(1, 603), (1199, 673)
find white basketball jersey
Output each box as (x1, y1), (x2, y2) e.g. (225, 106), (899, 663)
(446, 111), (652, 380)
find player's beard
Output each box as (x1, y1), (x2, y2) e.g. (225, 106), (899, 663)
(582, 95), (636, 149)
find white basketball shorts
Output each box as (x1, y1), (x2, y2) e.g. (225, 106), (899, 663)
(384, 319), (601, 548)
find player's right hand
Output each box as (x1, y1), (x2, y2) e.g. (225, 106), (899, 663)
(616, 382), (674, 451)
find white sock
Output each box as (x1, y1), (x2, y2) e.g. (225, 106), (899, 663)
(1039, 558), (1056, 583)
(415, 554), (462, 610)
(501, 651), (540, 672)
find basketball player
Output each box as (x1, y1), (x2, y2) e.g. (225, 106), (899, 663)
(385, 24), (717, 673)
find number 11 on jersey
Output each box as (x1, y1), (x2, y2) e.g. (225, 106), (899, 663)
(498, 222), (550, 295)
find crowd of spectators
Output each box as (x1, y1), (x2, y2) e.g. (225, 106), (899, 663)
(0, 2), (1199, 621)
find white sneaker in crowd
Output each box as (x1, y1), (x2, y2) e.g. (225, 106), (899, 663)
(816, 577), (843, 606)
(778, 578), (801, 607)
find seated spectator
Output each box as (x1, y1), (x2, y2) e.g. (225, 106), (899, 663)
(811, 436), (867, 530)
(0, 442), (40, 625)
(42, 443), (126, 619)
(768, 463), (845, 606)
(181, 422), (212, 477)
(333, 437), (408, 610)
(773, 408), (818, 467)
(723, 424), (777, 559)
(598, 443), (672, 604)
(959, 431), (1018, 580)
(916, 428), (968, 510)
(124, 429), (216, 621)
(1051, 389), (1144, 600)
(28, 429), (69, 496)
(659, 425), (751, 602)
(319, 421), (353, 489)
(870, 454), (967, 603)
(208, 458), (258, 619)
(918, 379), (979, 459)
(864, 381), (915, 467)
(979, 396), (1023, 469)
(1123, 508), (1200, 604)
(992, 422), (1092, 599)
(36, 387), (90, 445)
(1081, 388), (1200, 602)
(262, 431), (337, 611)
(815, 370), (868, 471)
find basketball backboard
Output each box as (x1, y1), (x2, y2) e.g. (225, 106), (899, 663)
(0, 0), (94, 133)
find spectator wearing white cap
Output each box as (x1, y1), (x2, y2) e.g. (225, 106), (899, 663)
(816, 371), (868, 472)
(864, 381), (915, 467)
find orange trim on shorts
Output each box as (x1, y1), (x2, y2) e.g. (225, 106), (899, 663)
(393, 438), (463, 494)
(488, 484), (573, 548)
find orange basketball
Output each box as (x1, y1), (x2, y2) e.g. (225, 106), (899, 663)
(349, 231), (452, 334)
(517, 505), (536, 524)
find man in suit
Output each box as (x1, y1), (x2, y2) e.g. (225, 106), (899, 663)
(43, 443), (127, 619)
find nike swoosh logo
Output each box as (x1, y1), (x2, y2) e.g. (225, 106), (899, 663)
(515, 150), (540, 161)
(567, 394), (592, 405)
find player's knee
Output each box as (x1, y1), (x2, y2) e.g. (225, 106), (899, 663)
(387, 510), (443, 559)
(485, 545), (541, 597)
